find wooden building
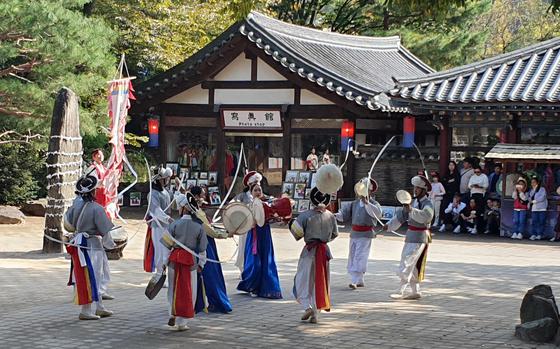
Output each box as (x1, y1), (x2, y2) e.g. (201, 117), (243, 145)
(389, 37), (560, 235)
(130, 11), (435, 202)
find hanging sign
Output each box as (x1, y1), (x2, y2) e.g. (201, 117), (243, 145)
(221, 109), (282, 130)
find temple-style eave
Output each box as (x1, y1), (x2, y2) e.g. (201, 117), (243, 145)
(390, 37), (560, 105)
(390, 98), (560, 115)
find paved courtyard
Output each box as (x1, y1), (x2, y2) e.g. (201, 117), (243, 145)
(1, 210), (559, 348)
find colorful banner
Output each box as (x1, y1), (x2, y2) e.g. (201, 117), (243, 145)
(103, 78), (136, 220)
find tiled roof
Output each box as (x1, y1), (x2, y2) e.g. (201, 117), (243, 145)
(485, 143), (560, 161)
(390, 37), (560, 105)
(134, 12), (432, 112)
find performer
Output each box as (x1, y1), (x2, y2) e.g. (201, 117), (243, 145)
(89, 149), (109, 209)
(86, 148), (114, 300)
(383, 175), (434, 300)
(306, 147), (319, 172)
(335, 177), (382, 289)
(64, 174), (114, 320)
(166, 193), (208, 331)
(292, 186), (338, 324)
(190, 186), (233, 314)
(237, 181), (282, 299)
(233, 171), (262, 276)
(144, 166), (173, 279)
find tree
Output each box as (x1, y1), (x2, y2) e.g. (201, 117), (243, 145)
(477, 0), (560, 56)
(88, 0), (237, 79)
(0, 0), (116, 135)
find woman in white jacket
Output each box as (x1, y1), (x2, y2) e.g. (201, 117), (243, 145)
(528, 177), (548, 241)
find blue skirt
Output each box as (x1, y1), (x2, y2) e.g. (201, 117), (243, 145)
(195, 237), (232, 313)
(237, 224), (282, 299)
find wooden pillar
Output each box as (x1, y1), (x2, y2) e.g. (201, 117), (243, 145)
(505, 115), (519, 173)
(159, 110), (167, 163)
(439, 117), (450, 176)
(507, 115), (519, 143)
(282, 112), (291, 175)
(216, 114), (226, 193)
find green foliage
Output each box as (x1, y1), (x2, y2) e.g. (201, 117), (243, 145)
(0, 0), (116, 134)
(0, 142), (46, 205)
(90, 0), (236, 79)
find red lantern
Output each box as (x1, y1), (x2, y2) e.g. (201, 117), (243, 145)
(341, 120), (354, 138)
(148, 118), (159, 134)
(148, 118), (159, 147)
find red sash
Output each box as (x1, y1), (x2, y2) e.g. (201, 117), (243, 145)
(352, 225), (372, 232)
(307, 241), (332, 311)
(408, 225), (427, 231)
(143, 225), (155, 272)
(66, 244), (98, 305)
(169, 249), (196, 318)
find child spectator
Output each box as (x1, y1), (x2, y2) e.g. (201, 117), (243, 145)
(511, 177), (529, 240)
(429, 172), (446, 227)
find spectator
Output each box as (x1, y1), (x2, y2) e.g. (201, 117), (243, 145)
(511, 177), (529, 240)
(468, 166), (488, 213)
(551, 186), (560, 242)
(483, 199), (500, 235)
(429, 172), (445, 227)
(528, 176), (548, 241)
(487, 164), (502, 198)
(459, 198), (480, 235)
(460, 158), (474, 203)
(442, 161), (460, 219)
(440, 193), (466, 233)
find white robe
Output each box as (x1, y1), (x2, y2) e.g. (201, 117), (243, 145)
(397, 242), (426, 294)
(294, 247), (317, 311)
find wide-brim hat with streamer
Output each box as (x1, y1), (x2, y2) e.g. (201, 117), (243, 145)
(411, 175), (432, 192)
(354, 177), (378, 197)
(75, 175), (98, 194)
(153, 166), (173, 181)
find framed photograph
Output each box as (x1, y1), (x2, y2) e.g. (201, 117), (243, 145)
(281, 182), (295, 197)
(166, 162), (180, 176)
(298, 171), (311, 186)
(179, 167), (189, 180)
(191, 171), (199, 179)
(291, 199), (299, 212)
(117, 195), (124, 206)
(185, 179), (197, 190)
(310, 173), (318, 188)
(208, 171), (218, 186)
(298, 199), (310, 212)
(197, 179), (208, 187)
(305, 188), (312, 199)
(381, 206), (396, 220)
(130, 192), (141, 207)
(338, 199), (353, 213)
(294, 183), (307, 199)
(285, 170), (299, 183)
(199, 171), (208, 180)
(208, 187), (221, 205)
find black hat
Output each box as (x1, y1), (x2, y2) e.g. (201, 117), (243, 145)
(177, 192), (199, 212)
(190, 186), (203, 196)
(75, 175), (98, 194)
(310, 187), (331, 207)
